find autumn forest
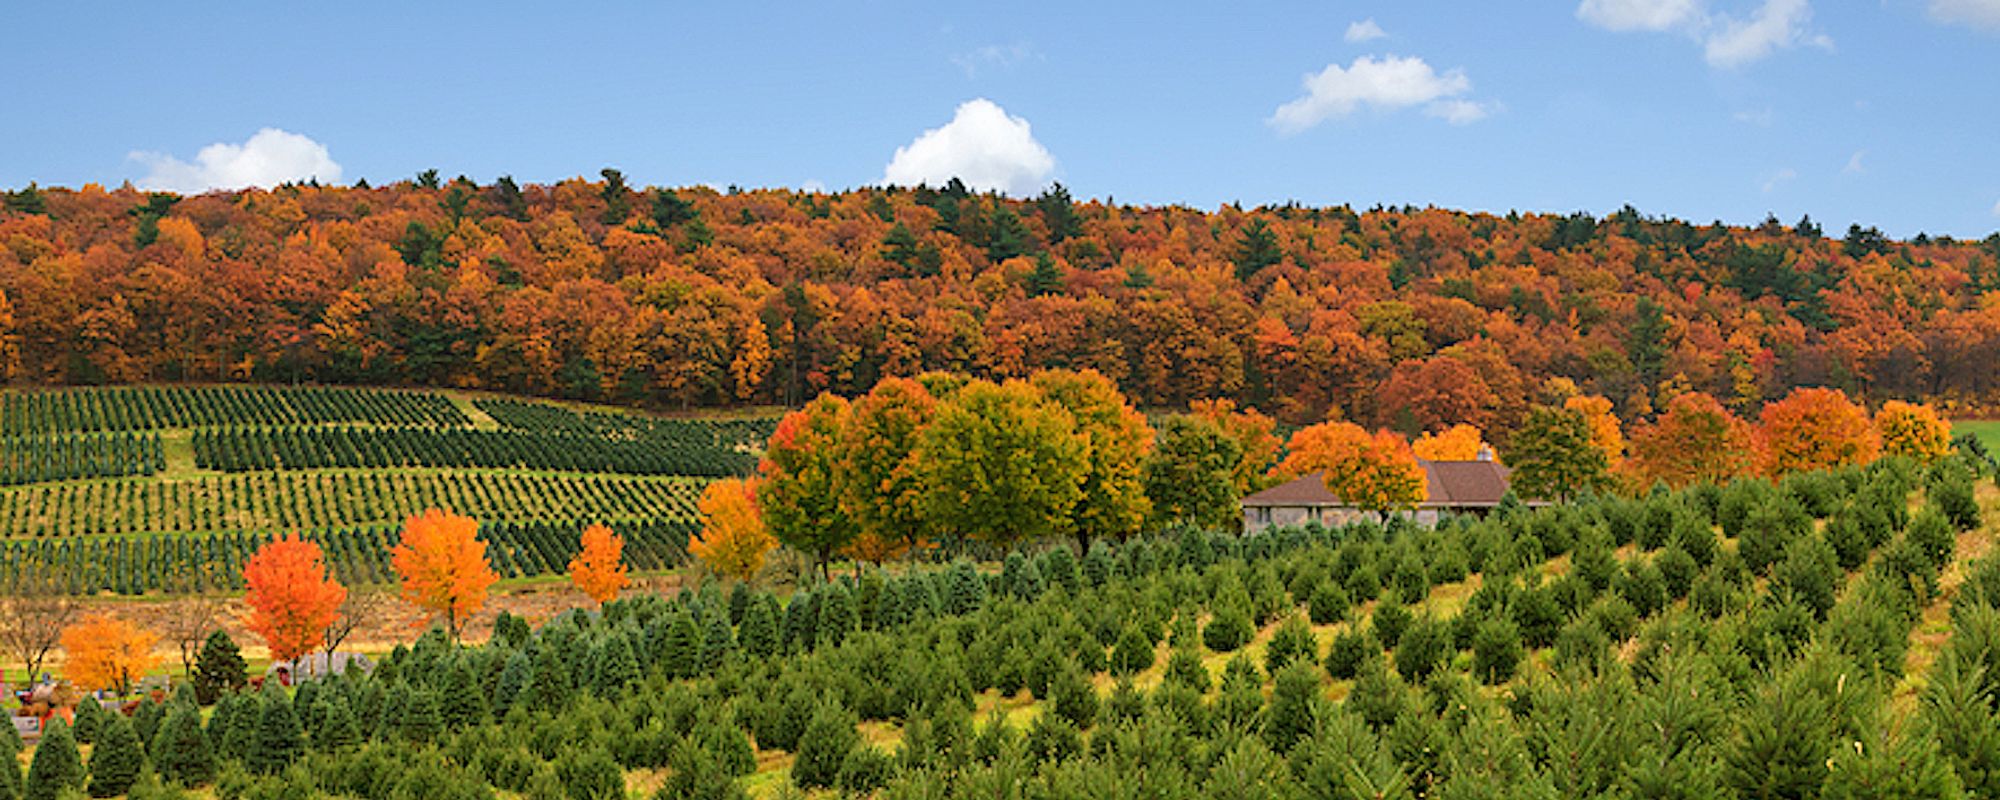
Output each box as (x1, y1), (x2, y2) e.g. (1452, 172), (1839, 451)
(3, 174), (1996, 430)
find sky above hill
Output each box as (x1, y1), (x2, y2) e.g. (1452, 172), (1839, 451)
(3, 1), (1997, 237)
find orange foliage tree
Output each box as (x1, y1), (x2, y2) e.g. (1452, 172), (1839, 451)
(1280, 422), (1427, 517)
(1626, 392), (1754, 488)
(242, 535), (347, 662)
(1756, 387), (1881, 478)
(390, 508), (500, 642)
(1563, 395), (1625, 469)
(568, 524), (630, 606)
(59, 615), (158, 694)
(838, 377), (938, 561)
(690, 477), (776, 582)
(1875, 400), (1951, 463)
(1412, 424), (1487, 461)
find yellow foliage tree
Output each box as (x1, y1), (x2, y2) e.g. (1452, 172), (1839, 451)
(690, 477), (776, 583)
(1412, 424), (1487, 461)
(60, 615), (158, 695)
(1280, 422), (1427, 517)
(1875, 400), (1951, 463)
(1564, 394), (1626, 468)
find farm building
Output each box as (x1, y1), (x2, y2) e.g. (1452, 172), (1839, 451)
(267, 651), (374, 685)
(1241, 457), (1523, 532)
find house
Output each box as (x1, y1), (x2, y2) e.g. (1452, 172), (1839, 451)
(1241, 457), (1521, 532)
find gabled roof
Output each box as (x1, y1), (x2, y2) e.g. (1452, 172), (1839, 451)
(1242, 459), (1515, 509)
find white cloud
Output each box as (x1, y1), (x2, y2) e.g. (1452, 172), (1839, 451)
(1929, 0), (2000, 30)
(1345, 19), (1388, 42)
(1761, 167), (1797, 193)
(1577, 0), (1706, 31)
(1733, 107), (1776, 126)
(1269, 55), (1487, 134)
(1577, 0), (1829, 68)
(130, 128), (342, 194)
(800, 179), (827, 193)
(1992, 198), (2000, 217)
(883, 98), (1056, 196)
(1842, 150), (1866, 175)
(952, 43), (1040, 77)
(1704, 0), (1823, 67)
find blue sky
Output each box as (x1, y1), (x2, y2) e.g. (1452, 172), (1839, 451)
(3, 1), (1997, 237)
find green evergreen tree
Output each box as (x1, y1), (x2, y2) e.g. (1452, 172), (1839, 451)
(591, 635), (640, 696)
(661, 738), (745, 800)
(1822, 726), (1963, 800)
(946, 560), (986, 615)
(1264, 614), (1318, 675)
(1024, 252), (1065, 297)
(1919, 648), (2000, 796)
(1471, 618), (1524, 685)
(401, 687), (444, 744)
(528, 643), (574, 709)
(23, 719), (82, 800)
(492, 652), (531, 718)
(1771, 534), (1842, 620)
(212, 693), (258, 762)
(1309, 582), (1351, 625)
(194, 630), (248, 705)
(1204, 604), (1254, 653)
(152, 704), (215, 787)
(313, 696), (361, 753)
(0, 714), (20, 800)
(1046, 661), (1098, 730)
(791, 702), (860, 790)
(1392, 615), (1450, 683)
(700, 611), (736, 670)
(441, 661), (489, 729)
(85, 714), (143, 798)
(248, 692), (304, 775)
(1109, 625), (1155, 676)
(1264, 661), (1321, 753)
(662, 610), (704, 679)
(1324, 629), (1375, 680)
(737, 597), (780, 658)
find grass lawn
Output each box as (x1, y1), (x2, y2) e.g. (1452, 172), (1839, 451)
(1953, 420), (2000, 455)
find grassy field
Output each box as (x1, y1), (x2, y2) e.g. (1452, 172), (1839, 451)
(1954, 419), (2000, 454)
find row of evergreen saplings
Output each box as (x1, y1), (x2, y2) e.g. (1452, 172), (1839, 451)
(18, 455), (1990, 798)
(0, 386), (467, 435)
(0, 519), (698, 596)
(0, 432), (163, 486)
(190, 425), (756, 477)
(472, 398), (776, 455)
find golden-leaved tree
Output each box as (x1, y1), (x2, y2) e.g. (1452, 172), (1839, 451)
(1280, 422), (1426, 517)
(390, 509), (499, 643)
(568, 524), (630, 606)
(242, 535), (347, 662)
(690, 478), (776, 583)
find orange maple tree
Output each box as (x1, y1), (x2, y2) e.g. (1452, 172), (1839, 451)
(1563, 394), (1625, 468)
(568, 523), (630, 606)
(59, 615), (158, 694)
(1626, 391), (1754, 488)
(1412, 424), (1487, 462)
(1756, 387), (1880, 478)
(242, 535), (347, 662)
(390, 508), (500, 642)
(1875, 400), (1951, 463)
(690, 477), (776, 582)
(1280, 421), (1427, 517)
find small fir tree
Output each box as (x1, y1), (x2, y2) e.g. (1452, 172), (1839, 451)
(85, 714), (143, 798)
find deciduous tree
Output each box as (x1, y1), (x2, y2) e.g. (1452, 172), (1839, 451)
(1412, 424), (1487, 461)
(1563, 394), (1625, 468)
(914, 379), (1087, 550)
(1875, 400), (1951, 464)
(1032, 368), (1155, 549)
(1143, 414), (1244, 531)
(1190, 399), (1283, 496)
(567, 523), (630, 605)
(690, 477), (776, 583)
(242, 535), (347, 663)
(838, 377), (937, 559)
(760, 394), (858, 579)
(1626, 391), (1754, 488)
(1757, 387), (1879, 478)
(390, 508), (500, 643)
(1279, 422), (1426, 517)
(1507, 406), (1611, 502)
(58, 615), (158, 695)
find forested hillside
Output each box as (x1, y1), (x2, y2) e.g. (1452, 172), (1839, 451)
(3, 177), (1997, 428)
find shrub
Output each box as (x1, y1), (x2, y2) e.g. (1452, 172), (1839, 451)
(1371, 599), (1412, 650)
(552, 747), (623, 800)
(1203, 606), (1254, 653)
(1324, 629), (1375, 681)
(1109, 625), (1155, 676)
(792, 703), (860, 790)
(1264, 614), (1318, 675)
(1470, 619), (1524, 685)
(1308, 582), (1351, 625)
(835, 746), (896, 795)
(1392, 616), (1450, 683)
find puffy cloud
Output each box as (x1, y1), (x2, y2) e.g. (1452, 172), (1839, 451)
(1576, 0), (1829, 68)
(883, 98), (1056, 196)
(1576, 0), (1705, 31)
(131, 128), (342, 194)
(1704, 0), (1823, 68)
(1930, 0), (2000, 30)
(1345, 19), (1388, 42)
(1269, 55), (1485, 134)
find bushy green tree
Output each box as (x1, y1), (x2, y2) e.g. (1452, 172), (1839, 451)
(1264, 661), (1321, 753)
(249, 691), (305, 774)
(1264, 614), (1318, 675)
(401, 686), (443, 744)
(1203, 605), (1254, 653)
(1143, 414), (1243, 531)
(1392, 615), (1451, 683)
(1324, 629), (1375, 680)
(24, 719), (82, 800)
(1309, 582), (1351, 625)
(792, 702), (860, 790)
(1047, 661), (1098, 730)
(1471, 618), (1524, 685)
(1771, 534), (1842, 620)
(194, 631), (248, 705)
(552, 746), (622, 800)
(152, 704), (215, 786)
(85, 714), (143, 798)
(662, 738), (746, 800)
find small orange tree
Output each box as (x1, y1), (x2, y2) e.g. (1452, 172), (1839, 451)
(1280, 422), (1426, 518)
(1875, 400), (1951, 463)
(1626, 391), (1754, 488)
(243, 535), (347, 662)
(1412, 424), (1487, 461)
(690, 477), (777, 583)
(1756, 387), (1880, 478)
(60, 615), (158, 695)
(390, 509), (499, 643)
(568, 524), (630, 606)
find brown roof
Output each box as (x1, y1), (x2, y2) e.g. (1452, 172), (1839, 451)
(1242, 459), (1515, 509)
